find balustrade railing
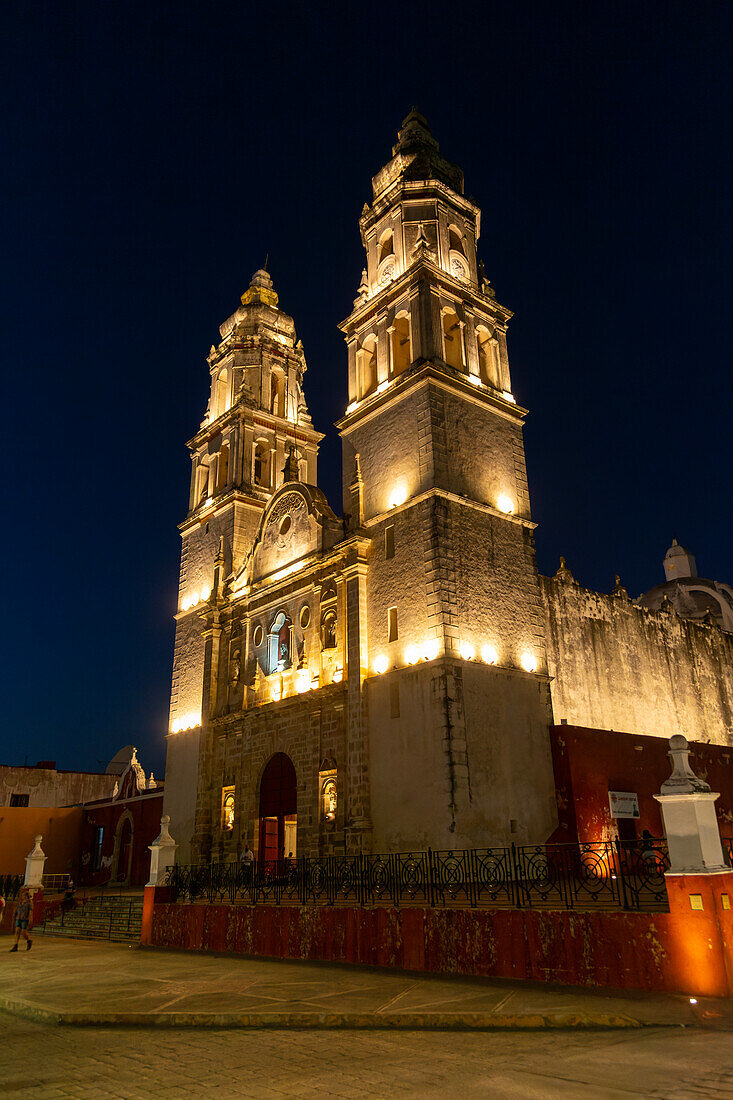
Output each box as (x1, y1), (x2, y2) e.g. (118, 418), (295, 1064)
(165, 838), (670, 913)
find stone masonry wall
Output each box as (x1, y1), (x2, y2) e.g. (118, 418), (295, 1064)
(542, 574), (733, 745)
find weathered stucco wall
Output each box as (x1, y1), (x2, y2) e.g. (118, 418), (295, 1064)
(368, 658), (557, 850)
(542, 574), (733, 745)
(0, 766), (112, 808)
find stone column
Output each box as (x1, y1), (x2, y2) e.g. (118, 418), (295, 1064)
(343, 552), (372, 850)
(24, 835), (46, 888)
(376, 315), (389, 384)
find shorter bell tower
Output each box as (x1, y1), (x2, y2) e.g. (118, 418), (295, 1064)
(163, 270), (323, 861)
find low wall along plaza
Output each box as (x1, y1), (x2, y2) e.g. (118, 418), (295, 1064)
(145, 870), (733, 998)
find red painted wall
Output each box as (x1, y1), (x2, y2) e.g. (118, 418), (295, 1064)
(80, 792), (164, 886)
(147, 870), (733, 998)
(549, 725), (733, 843)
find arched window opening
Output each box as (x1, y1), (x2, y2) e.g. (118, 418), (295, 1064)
(253, 442), (270, 489)
(449, 227), (465, 255)
(214, 369), (229, 419)
(196, 458), (211, 503)
(390, 313), (412, 377)
(357, 335), (378, 398)
(267, 610), (293, 673)
(378, 229), (394, 265)
(217, 444), (229, 492)
(321, 610), (337, 650)
(442, 309), (465, 371)
(448, 227), (469, 280)
(270, 372), (285, 418)
(258, 753), (297, 864)
(476, 326), (500, 388)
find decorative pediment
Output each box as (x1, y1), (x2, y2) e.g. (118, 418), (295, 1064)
(232, 483), (342, 591)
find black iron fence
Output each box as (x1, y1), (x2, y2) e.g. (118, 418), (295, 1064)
(165, 839), (670, 913)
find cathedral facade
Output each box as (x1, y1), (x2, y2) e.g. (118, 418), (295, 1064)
(163, 112), (733, 865)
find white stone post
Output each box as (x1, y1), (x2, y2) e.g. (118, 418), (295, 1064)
(24, 835), (47, 888)
(147, 816), (178, 887)
(654, 735), (727, 874)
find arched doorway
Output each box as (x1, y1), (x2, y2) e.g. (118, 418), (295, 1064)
(258, 753), (297, 863)
(114, 815), (133, 883)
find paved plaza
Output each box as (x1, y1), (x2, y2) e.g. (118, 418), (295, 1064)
(1, 939), (733, 1097)
(0, 938), (723, 1029)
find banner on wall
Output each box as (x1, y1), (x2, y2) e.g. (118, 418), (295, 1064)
(608, 790), (640, 819)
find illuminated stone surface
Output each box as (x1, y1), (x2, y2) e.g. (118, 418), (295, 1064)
(162, 112), (733, 868)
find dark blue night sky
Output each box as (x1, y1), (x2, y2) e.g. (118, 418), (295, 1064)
(2, 1), (730, 775)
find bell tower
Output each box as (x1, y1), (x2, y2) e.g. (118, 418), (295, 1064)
(338, 110), (557, 849)
(163, 269), (323, 860)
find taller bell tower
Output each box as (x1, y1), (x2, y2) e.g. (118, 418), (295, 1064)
(163, 270), (323, 860)
(339, 111), (557, 849)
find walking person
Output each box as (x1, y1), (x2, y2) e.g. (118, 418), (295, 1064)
(10, 887), (33, 952)
(62, 876), (76, 912)
(239, 844), (254, 884)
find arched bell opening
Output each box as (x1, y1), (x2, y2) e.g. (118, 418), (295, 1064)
(258, 752), (297, 864)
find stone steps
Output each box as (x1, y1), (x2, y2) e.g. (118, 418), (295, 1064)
(38, 898), (143, 944)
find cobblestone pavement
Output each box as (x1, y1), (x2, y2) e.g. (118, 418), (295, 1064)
(2, 1010), (733, 1098)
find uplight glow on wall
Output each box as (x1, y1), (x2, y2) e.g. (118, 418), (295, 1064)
(296, 669), (311, 694)
(497, 494), (515, 515)
(501, 391), (516, 404)
(180, 585), (211, 612)
(389, 484), (408, 509)
(404, 645), (420, 665)
(459, 642), (475, 661)
(373, 654), (389, 675)
(521, 651), (538, 673)
(481, 645), (499, 665)
(170, 712), (201, 734)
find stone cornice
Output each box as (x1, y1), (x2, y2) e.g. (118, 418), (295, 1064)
(336, 360), (527, 433)
(363, 485), (537, 532)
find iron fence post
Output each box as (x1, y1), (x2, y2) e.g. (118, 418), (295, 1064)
(560, 843), (574, 910)
(427, 848), (436, 908)
(510, 842), (523, 908)
(614, 839), (633, 910)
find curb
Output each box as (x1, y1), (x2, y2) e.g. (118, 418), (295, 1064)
(0, 998), (657, 1030)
